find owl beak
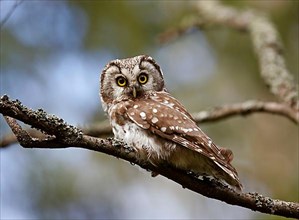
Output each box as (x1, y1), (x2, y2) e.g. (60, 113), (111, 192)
(132, 86), (137, 98)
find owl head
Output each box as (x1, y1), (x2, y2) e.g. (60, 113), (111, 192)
(100, 55), (166, 111)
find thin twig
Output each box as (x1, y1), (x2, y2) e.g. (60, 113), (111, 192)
(0, 96), (298, 219)
(0, 0), (24, 30)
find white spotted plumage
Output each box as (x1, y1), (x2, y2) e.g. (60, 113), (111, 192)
(100, 55), (242, 190)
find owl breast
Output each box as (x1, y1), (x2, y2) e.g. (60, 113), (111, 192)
(109, 102), (174, 163)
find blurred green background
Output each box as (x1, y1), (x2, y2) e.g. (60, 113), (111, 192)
(0, 0), (298, 219)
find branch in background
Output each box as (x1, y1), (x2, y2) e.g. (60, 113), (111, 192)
(0, 95), (298, 218)
(0, 0), (24, 30)
(1, 99), (297, 148)
(194, 1), (299, 109)
(160, 1), (298, 110)
(82, 121), (112, 137)
(192, 100), (298, 124)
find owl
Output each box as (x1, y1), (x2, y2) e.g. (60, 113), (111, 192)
(100, 55), (242, 190)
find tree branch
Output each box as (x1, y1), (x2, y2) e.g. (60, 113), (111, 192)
(1, 96), (298, 218)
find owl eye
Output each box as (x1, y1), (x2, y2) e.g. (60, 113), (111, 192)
(138, 73), (148, 84)
(116, 76), (127, 87)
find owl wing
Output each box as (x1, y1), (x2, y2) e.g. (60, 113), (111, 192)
(126, 92), (239, 182)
